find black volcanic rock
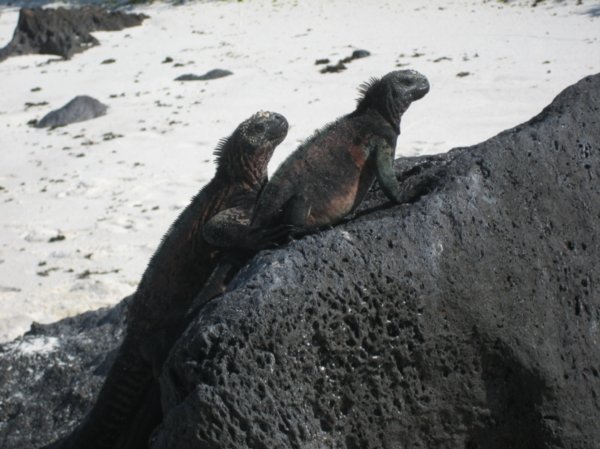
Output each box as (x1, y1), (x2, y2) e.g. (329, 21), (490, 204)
(0, 7), (148, 62)
(36, 96), (108, 128)
(1, 74), (599, 449)
(152, 74), (600, 449)
(0, 299), (128, 449)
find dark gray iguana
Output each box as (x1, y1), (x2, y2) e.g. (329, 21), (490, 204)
(250, 69), (430, 230)
(189, 69), (432, 312)
(42, 111), (289, 449)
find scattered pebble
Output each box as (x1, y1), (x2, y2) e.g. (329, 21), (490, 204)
(37, 267), (59, 277)
(456, 71), (471, 77)
(76, 269), (119, 280)
(48, 234), (66, 243)
(24, 101), (49, 110)
(320, 62), (346, 74)
(175, 69), (233, 81)
(320, 49), (370, 74)
(102, 132), (123, 141)
(101, 58), (116, 64)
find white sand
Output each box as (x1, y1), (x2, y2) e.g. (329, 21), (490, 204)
(0, 0), (598, 342)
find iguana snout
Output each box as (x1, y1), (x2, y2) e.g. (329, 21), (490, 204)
(245, 110), (289, 147)
(387, 69), (430, 104)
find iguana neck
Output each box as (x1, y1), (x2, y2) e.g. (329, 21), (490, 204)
(215, 146), (272, 190)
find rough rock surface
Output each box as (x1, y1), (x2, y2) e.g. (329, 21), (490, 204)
(36, 96), (108, 128)
(0, 74), (598, 449)
(0, 299), (128, 449)
(175, 69), (233, 81)
(153, 73), (600, 449)
(0, 7), (148, 62)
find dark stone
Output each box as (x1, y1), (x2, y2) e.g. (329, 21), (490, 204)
(2, 74), (599, 449)
(36, 96), (108, 128)
(351, 49), (370, 59)
(175, 69), (233, 81)
(24, 101), (48, 109)
(153, 73), (600, 448)
(0, 299), (129, 449)
(0, 6), (148, 62)
(314, 58), (330, 65)
(320, 61), (346, 74)
(341, 49), (370, 64)
(162, 56), (173, 64)
(325, 49), (370, 72)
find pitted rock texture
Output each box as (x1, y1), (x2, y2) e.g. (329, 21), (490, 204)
(0, 299), (128, 449)
(36, 95), (108, 128)
(1, 74), (599, 449)
(152, 73), (600, 449)
(0, 6), (148, 62)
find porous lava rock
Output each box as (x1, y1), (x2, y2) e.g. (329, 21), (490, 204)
(0, 6), (148, 62)
(1, 74), (599, 449)
(152, 73), (600, 449)
(36, 95), (108, 128)
(0, 299), (129, 449)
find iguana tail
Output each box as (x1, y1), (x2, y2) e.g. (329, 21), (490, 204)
(47, 340), (155, 449)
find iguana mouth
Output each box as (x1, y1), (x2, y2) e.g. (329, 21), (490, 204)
(269, 113), (289, 139)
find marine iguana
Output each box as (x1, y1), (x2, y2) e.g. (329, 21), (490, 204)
(43, 111), (288, 449)
(250, 69), (430, 232)
(187, 70), (431, 314)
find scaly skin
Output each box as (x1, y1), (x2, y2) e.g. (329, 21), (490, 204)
(250, 70), (430, 232)
(42, 111), (288, 449)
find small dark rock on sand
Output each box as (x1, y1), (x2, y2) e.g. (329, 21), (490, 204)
(320, 61), (347, 74)
(36, 96), (108, 128)
(175, 69), (233, 81)
(320, 48), (370, 74)
(340, 48), (371, 63)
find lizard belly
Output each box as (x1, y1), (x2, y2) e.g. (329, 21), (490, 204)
(306, 178), (361, 227)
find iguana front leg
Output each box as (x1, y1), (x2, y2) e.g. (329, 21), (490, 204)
(374, 137), (435, 205)
(186, 206), (292, 319)
(204, 206), (291, 251)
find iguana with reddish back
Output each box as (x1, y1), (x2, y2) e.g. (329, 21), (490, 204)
(43, 111), (288, 449)
(249, 69), (431, 231)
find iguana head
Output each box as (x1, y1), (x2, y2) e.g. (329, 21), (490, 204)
(215, 111), (288, 182)
(356, 70), (430, 132)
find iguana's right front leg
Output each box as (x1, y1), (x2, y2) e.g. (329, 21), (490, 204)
(374, 137), (438, 205)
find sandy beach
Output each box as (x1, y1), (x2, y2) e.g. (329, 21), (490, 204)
(0, 0), (598, 342)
